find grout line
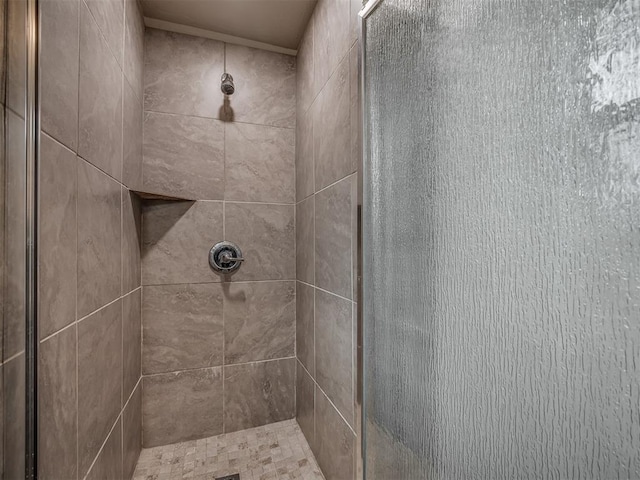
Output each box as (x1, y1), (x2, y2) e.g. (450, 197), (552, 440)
(296, 190), (315, 205)
(297, 358), (357, 438)
(120, 49), (125, 185)
(81, 0), (124, 72)
(76, 292), (126, 325)
(302, 41), (352, 120)
(222, 115), (226, 436)
(222, 200), (296, 207)
(181, 198), (297, 207)
(41, 130), (76, 158)
(298, 280), (353, 304)
(143, 356), (296, 378)
(143, 108), (296, 131)
(81, 409), (123, 480)
(75, 11), (81, 465)
(313, 171), (357, 198)
(1, 350), (26, 366)
(4, 104), (27, 123)
(78, 154), (128, 192)
(39, 320), (76, 344)
(293, 221), (297, 363)
(82, 370), (142, 480)
(124, 375), (143, 411)
(47, 286), (142, 347)
(75, 321), (80, 478)
(121, 171), (125, 413)
(141, 279), (296, 288)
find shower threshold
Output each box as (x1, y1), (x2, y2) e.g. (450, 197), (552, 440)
(132, 419), (324, 480)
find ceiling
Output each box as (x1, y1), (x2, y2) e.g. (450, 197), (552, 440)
(140, 0), (317, 52)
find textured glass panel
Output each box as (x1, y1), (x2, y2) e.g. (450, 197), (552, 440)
(362, 0), (640, 478)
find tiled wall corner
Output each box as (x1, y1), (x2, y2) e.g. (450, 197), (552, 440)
(37, 0), (145, 478)
(295, 0), (361, 478)
(140, 29), (297, 446)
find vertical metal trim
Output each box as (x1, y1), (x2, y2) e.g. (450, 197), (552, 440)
(25, 0), (39, 477)
(358, 2), (383, 478)
(355, 14), (365, 480)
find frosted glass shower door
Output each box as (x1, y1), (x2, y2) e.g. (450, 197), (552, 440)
(361, 0), (640, 478)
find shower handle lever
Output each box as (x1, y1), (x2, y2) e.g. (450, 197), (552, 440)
(220, 251), (244, 263)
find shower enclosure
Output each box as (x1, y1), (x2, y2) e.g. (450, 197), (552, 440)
(361, 0), (640, 478)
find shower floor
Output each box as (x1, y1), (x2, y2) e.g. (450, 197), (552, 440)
(132, 419), (325, 480)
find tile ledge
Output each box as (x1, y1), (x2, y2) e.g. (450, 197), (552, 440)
(131, 188), (196, 202)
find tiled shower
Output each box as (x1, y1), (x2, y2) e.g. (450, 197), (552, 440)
(6, 0), (640, 478)
(140, 27), (298, 445)
(1, 0), (362, 478)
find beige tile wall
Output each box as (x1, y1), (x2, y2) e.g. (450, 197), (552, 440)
(37, 0), (145, 478)
(141, 29), (298, 447)
(295, 0), (362, 479)
(2, 1), (25, 476)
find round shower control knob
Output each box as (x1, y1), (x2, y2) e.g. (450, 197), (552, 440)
(209, 241), (244, 274)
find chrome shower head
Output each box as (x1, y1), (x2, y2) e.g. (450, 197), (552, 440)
(221, 73), (235, 95)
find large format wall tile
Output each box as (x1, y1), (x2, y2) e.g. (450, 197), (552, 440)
(40, 0), (79, 150)
(143, 367), (223, 447)
(77, 160), (122, 318)
(351, 175), (358, 302)
(6, 0), (26, 117)
(224, 358), (295, 432)
(123, 383), (142, 479)
(79, 3), (123, 181)
(143, 283), (224, 374)
(349, 43), (360, 178)
(224, 281), (295, 364)
(142, 201), (223, 285)
(314, 388), (356, 480)
(0, 363), (3, 475)
(296, 195), (314, 284)
(296, 107), (314, 201)
(350, 0), (361, 46)
(78, 300), (122, 477)
(0, 104), (4, 358)
(122, 188), (142, 294)
(124, 0), (144, 100)
(296, 360), (315, 447)
(315, 290), (354, 427)
(315, 175), (353, 299)
(39, 327), (77, 480)
(225, 44), (296, 128)
(86, 418), (122, 480)
(4, 355), (25, 479)
(123, 288), (142, 400)
(143, 111), (224, 200)
(313, 56), (352, 191)
(39, 134), (77, 338)
(123, 81), (143, 190)
(313, 0), (350, 91)
(225, 203), (295, 281)
(4, 111), (26, 359)
(225, 122), (295, 204)
(296, 281), (315, 374)
(144, 29), (224, 118)
(84, 0), (124, 66)
(296, 20), (315, 116)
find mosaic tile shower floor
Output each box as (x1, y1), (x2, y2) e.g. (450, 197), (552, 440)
(133, 419), (325, 480)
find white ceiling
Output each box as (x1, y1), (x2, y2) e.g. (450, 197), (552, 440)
(140, 0), (317, 52)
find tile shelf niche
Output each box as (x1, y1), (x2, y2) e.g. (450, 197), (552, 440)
(131, 188), (195, 202)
